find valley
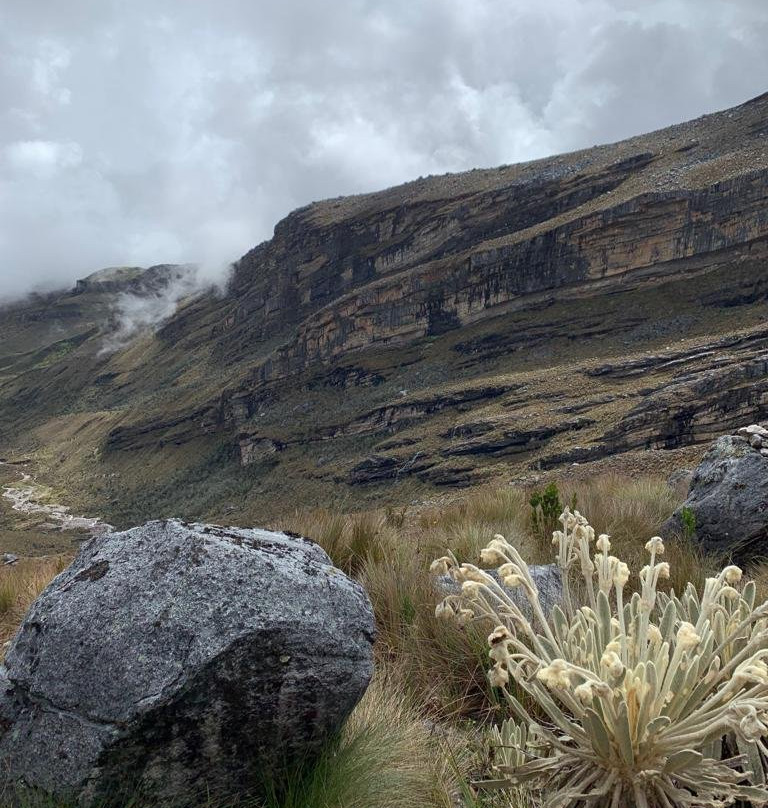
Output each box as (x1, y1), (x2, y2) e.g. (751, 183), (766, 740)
(1, 94), (768, 546)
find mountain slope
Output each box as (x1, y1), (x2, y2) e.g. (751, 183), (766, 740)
(2, 93), (768, 533)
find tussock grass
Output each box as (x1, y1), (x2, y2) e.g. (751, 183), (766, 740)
(359, 547), (496, 718)
(260, 671), (466, 808)
(281, 473), (697, 724)
(0, 556), (68, 653)
(1, 473), (727, 808)
(418, 487), (535, 565)
(279, 510), (392, 576)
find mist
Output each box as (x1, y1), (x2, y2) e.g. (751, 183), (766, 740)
(1, 0), (767, 302)
(98, 264), (232, 353)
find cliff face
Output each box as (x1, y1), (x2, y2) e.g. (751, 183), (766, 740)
(3, 94), (768, 526)
(233, 170), (768, 382)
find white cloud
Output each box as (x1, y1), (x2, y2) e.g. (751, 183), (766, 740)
(5, 139), (82, 176)
(0, 0), (766, 301)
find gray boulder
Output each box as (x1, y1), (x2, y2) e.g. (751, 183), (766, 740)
(667, 468), (694, 498)
(0, 520), (375, 805)
(663, 433), (768, 559)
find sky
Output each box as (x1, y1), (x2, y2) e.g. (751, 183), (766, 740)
(1, 0), (767, 301)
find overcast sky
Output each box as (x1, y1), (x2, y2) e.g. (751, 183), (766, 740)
(1, 0), (766, 300)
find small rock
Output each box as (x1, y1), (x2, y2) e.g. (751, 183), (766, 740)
(1, 554), (18, 566)
(738, 424), (768, 438)
(751, 434), (764, 449)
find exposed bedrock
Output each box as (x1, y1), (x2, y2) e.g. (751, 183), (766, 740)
(239, 170), (768, 381)
(602, 353), (768, 453)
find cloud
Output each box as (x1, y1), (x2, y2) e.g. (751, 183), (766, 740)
(0, 0), (766, 302)
(99, 266), (228, 354)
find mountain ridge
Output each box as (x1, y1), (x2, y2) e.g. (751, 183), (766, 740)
(1, 93), (768, 541)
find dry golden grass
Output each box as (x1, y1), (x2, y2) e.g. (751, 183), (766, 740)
(0, 556), (68, 654)
(280, 472), (703, 728)
(279, 473), (702, 725)
(359, 547), (496, 718)
(279, 509), (391, 576)
(417, 487), (536, 565)
(0, 473), (731, 807)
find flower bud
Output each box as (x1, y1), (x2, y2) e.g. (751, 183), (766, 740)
(613, 561), (630, 588)
(488, 625), (512, 646)
(645, 537), (665, 555)
(489, 663), (509, 688)
(430, 557), (452, 575)
(734, 660), (768, 687)
(480, 547), (506, 566)
(461, 581), (482, 597)
(458, 565), (489, 584)
(601, 650), (624, 678)
(655, 562), (670, 580)
(676, 622), (701, 652)
(723, 565), (743, 585)
(574, 682), (596, 705)
(537, 659), (572, 690)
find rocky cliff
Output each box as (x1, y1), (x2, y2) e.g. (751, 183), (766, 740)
(2, 93), (768, 528)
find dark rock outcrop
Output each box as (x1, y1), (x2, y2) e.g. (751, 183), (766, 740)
(663, 426), (768, 559)
(73, 265), (191, 296)
(0, 520), (375, 805)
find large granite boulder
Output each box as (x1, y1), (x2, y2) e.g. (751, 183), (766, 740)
(0, 520), (375, 805)
(663, 427), (768, 559)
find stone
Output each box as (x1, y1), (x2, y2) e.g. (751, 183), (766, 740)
(1, 553), (18, 565)
(435, 563), (562, 619)
(662, 435), (768, 559)
(667, 468), (694, 497)
(0, 520), (375, 806)
(750, 433), (764, 449)
(738, 424), (768, 438)
(238, 435), (282, 466)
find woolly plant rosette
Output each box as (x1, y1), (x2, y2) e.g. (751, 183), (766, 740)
(432, 509), (768, 808)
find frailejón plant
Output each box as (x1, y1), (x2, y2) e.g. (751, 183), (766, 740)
(431, 508), (768, 807)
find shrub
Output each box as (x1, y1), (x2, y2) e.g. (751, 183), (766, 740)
(680, 505), (696, 541)
(529, 482), (567, 543)
(433, 508), (768, 807)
